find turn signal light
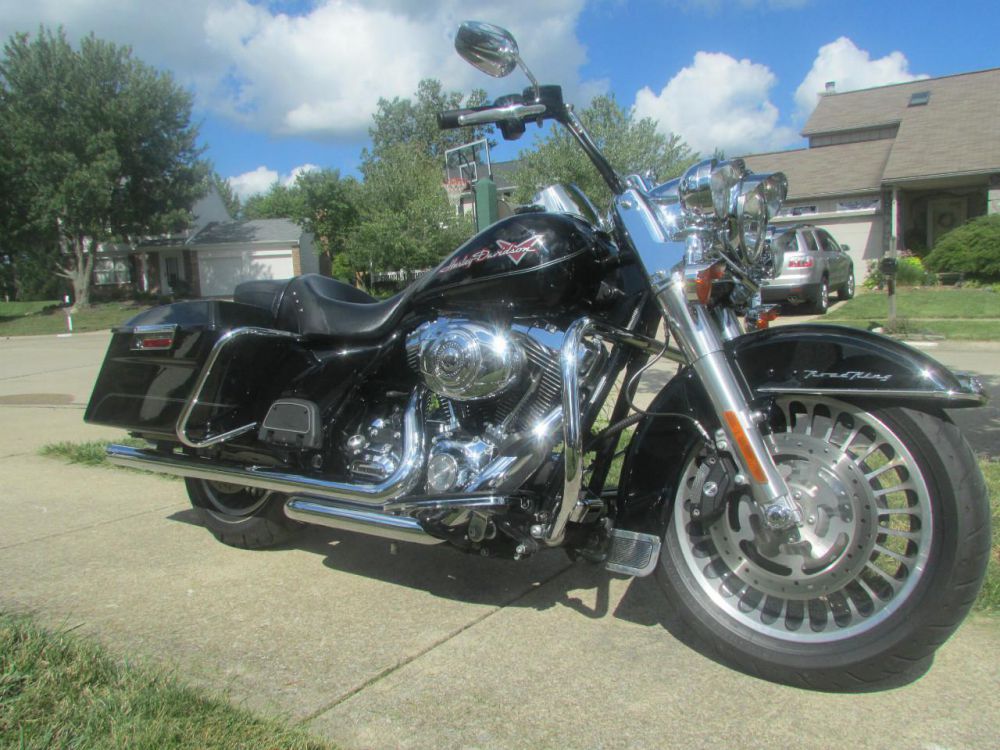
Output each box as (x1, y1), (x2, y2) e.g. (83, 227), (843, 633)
(689, 262), (726, 305)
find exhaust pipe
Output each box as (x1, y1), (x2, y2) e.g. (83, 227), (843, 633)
(284, 497), (445, 545)
(106, 392), (426, 506)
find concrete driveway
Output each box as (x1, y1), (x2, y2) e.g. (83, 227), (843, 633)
(1, 330), (998, 749)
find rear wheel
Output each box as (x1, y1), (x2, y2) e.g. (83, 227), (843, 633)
(812, 277), (830, 313)
(656, 398), (990, 691)
(186, 478), (303, 549)
(838, 270), (856, 301)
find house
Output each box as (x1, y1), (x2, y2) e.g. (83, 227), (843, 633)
(92, 187), (317, 299)
(743, 67), (1000, 277)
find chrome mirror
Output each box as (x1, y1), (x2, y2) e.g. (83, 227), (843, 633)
(455, 22), (520, 78)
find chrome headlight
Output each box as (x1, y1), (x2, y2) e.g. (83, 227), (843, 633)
(732, 172), (787, 263)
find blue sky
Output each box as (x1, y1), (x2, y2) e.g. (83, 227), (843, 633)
(1, 1), (996, 200)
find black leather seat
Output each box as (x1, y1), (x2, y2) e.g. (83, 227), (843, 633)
(235, 274), (413, 339)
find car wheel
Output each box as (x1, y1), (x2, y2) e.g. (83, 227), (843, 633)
(838, 270), (855, 301)
(813, 277), (830, 314)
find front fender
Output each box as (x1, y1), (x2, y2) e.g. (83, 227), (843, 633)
(614, 323), (985, 535)
(731, 324), (985, 407)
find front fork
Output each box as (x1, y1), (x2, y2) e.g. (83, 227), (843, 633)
(654, 274), (800, 528)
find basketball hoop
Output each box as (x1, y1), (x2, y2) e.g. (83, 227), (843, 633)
(444, 177), (470, 201)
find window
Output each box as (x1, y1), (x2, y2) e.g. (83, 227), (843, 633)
(816, 230), (841, 253)
(165, 256), (180, 282)
(908, 91), (931, 107)
(801, 231), (820, 254)
(93, 257), (131, 285)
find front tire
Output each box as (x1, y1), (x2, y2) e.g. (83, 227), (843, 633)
(656, 398), (990, 691)
(186, 478), (303, 550)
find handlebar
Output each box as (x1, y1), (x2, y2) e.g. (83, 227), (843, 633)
(437, 102), (547, 130)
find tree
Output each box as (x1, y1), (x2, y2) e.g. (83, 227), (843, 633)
(364, 78), (492, 165)
(511, 94), (697, 207)
(241, 169), (359, 272)
(0, 28), (206, 307)
(336, 79), (486, 287)
(342, 143), (473, 287)
(242, 182), (304, 220)
(210, 171), (241, 219)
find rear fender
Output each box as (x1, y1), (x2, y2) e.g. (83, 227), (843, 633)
(614, 323), (985, 535)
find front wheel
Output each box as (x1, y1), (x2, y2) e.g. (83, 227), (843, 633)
(656, 398), (990, 691)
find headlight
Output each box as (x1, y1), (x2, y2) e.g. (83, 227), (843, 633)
(734, 173), (787, 263)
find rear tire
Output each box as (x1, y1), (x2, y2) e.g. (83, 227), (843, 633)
(812, 277), (830, 313)
(186, 478), (303, 550)
(655, 400), (990, 691)
(838, 270), (856, 301)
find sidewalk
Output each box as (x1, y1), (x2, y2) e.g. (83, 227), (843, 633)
(1, 331), (998, 749)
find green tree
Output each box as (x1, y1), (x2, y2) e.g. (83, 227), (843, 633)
(210, 171), (241, 219)
(511, 94), (697, 207)
(343, 144), (472, 287)
(242, 182), (304, 220)
(364, 78), (491, 165)
(241, 169), (359, 272)
(339, 79), (486, 287)
(0, 27), (206, 307)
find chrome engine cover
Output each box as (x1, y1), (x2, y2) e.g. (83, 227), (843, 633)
(406, 319), (525, 401)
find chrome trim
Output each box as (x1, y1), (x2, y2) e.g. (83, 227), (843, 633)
(548, 317), (591, 544)
(383, 495), (509, 513)
(176, 327), (302, 449)
(655, 277), (797, 525)
(284, 497), (444, 545)
(111, 389), (427, 506)
(458, 102), (546, 125)
(756, 387), (988, 405)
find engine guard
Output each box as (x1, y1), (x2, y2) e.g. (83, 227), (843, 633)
(613, 323), (986, 536)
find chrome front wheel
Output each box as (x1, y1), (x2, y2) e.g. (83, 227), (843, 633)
(656, 398), (989, 690)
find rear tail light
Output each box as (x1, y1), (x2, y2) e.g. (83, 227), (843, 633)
(131, 325), (177, 351)
(787, 256), (814, 268)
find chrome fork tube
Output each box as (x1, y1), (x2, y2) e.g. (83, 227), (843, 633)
(655, 276), (799, 527)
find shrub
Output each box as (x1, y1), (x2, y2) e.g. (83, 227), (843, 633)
(924, 214), (1000, 281)
(863, 252), (936, 289)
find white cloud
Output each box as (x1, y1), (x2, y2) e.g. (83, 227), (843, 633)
(634, 51), (799, 157)
(794, 37), (927, 118)
(0, 1), (593, 140)
(227, 163), (319, 200)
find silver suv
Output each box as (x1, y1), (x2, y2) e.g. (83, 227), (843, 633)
(760, 224), (855, 314)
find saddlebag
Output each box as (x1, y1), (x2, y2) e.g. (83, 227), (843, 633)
(84, 300), (288, 442)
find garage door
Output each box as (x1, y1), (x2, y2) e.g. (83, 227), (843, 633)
(198, 248), (295, 297)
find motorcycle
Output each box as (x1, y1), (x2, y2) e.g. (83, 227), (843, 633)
(86, 21), (990, 691)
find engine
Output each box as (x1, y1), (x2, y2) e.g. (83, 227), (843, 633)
(342, 317), (602, 495)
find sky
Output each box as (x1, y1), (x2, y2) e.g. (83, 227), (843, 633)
(1, 0), (996, 201)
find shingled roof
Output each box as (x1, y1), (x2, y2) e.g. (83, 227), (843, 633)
(796, 67), (1000, 185)
(189, 218), (304, 246)
(743, 139), (893, 199)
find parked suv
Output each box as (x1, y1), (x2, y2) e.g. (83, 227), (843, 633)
(760, 224), (855, 313)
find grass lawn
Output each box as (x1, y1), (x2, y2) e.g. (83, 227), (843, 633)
(0, 612), (332, 750)
(0, 300), (152, 337)
(825, 288), (1000, 340)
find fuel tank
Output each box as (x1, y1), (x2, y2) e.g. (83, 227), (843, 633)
(413, 212), (613, 314)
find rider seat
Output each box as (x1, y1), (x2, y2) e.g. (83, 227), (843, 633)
(234, 274), (412, 339)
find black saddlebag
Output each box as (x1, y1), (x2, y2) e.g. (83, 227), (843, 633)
(84, 300), (284, 441)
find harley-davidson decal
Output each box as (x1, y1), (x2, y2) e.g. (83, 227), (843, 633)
(438, 235), (543, 274)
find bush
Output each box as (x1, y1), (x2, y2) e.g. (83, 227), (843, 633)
(924, 214), (1000, 282)
(863, 252), (936, 289)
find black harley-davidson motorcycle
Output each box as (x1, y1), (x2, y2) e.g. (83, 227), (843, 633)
(86, 22), (990, 690)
